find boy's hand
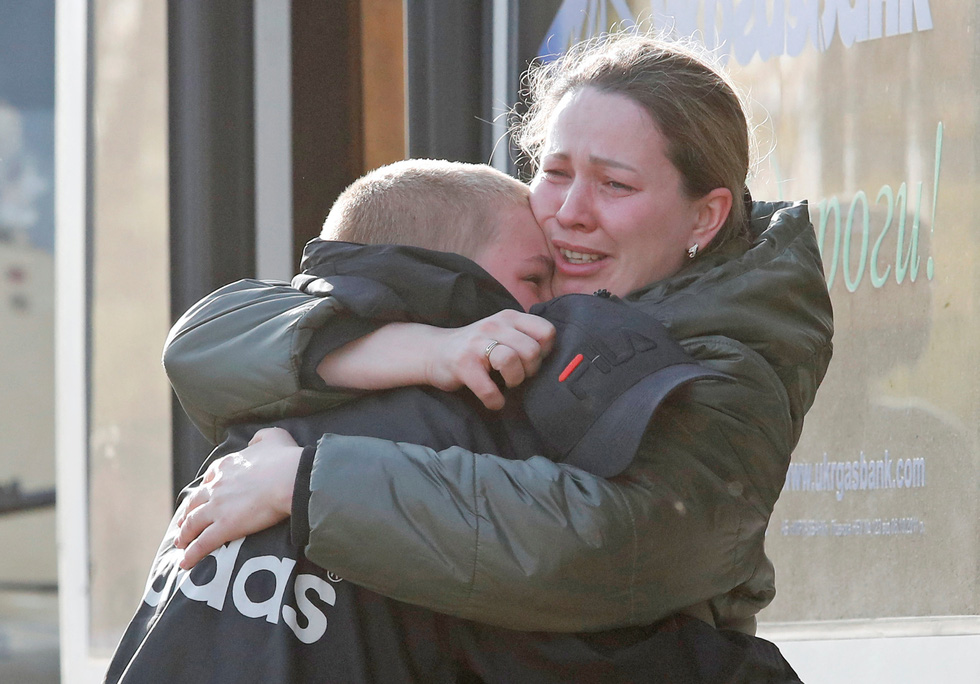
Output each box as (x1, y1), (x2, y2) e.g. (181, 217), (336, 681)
(425, 310), (556, 410)
(175, 427), (302, 569)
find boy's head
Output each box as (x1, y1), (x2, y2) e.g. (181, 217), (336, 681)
(322, 159), (553, 309)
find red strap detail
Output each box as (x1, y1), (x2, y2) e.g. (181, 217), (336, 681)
(558, 354), (584, 382)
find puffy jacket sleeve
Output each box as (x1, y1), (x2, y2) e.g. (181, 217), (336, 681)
(162, 246), (520, 445)
(301, 335), (794, 632)
(163, 279), (363, 444)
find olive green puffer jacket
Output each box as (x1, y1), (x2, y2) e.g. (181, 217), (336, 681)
(163, 200), (833, 633)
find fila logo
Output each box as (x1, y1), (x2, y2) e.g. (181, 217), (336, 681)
(558, 326), (659, 398)
(142, 538), (337, 644)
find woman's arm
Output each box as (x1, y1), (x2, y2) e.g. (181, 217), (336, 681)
(295, 338), (791, 632)
(163, 279), (354, 444)
(174, 427), (304, 569)
(172, 335), (790, 631)
(164, 279), (554, 442)
(315, 313), (554, 410)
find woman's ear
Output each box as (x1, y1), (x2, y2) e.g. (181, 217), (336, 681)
(692, 187), (733, 248)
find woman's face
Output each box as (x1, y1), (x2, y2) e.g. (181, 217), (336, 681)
(530, 87), (709, 297)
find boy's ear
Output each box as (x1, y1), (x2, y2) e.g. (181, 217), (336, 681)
(692, 187), (733, 248)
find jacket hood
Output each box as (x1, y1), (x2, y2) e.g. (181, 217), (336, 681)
(297, 239), (522, 326)
(631, 201), (834, 444)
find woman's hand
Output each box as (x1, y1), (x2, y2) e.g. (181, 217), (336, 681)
(316, 312), (556, 411)
(423, 310), (556, 410)
(174, 427), (303, 570)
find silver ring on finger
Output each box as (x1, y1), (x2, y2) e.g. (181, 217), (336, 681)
(484, 339), (500, 359)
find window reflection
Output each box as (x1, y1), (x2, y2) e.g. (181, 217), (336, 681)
(87, 0), (172, 655)
(0, 0), (58, 679)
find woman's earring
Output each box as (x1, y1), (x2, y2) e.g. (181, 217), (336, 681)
(687, 244), (699, 259)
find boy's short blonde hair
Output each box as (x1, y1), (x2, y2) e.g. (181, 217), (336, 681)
(321, 159), (530, 258)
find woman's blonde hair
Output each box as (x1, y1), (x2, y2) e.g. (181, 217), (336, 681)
(514, 33), (752, 253)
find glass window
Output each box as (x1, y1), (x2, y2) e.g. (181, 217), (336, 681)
(725, 2), (978, 627)
(0, 0), (58, 680)
(86, 0), (172, 656)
